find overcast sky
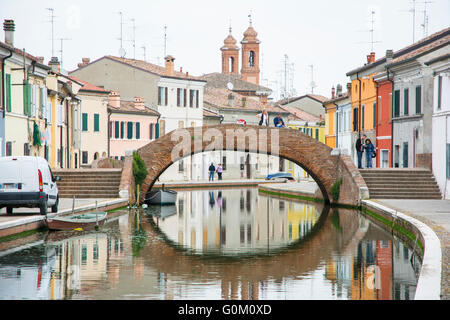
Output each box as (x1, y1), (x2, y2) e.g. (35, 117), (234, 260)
(1, 0), (449, 100)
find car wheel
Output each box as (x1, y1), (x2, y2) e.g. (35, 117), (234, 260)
(51, 196), (59, 213)
(40, 202), (48, 216)
(6, 207), (13, 215)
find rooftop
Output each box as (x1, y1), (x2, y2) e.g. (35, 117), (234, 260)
(68, 75), (110, 94)
(201, 72), (272, 94)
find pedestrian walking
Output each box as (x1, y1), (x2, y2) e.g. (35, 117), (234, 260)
(273, 114), (285, 128)
(364, 138), (375, 168)
(208, 162), (216, 181)
(355, 134), (366, 169)
(257, 109), (269, 126)
(216, 163), (223, 180)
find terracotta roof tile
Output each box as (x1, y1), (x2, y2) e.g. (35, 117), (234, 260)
(108, 99), (160, 116)
(68, 75), (110, 93)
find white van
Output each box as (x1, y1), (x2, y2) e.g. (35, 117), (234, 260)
(0, 156), (60, 215)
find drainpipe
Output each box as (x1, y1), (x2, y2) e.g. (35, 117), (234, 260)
(333, 102), (339, 149)
(387, 67), (394, 167)
(357, 72), (362, 138)
(1, 47), (13, 157)
(107, 108), (111, 158)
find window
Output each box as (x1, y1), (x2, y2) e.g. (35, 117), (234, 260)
(135, 122), (140, 139)
(178, 120), (184, 128)
(403, 142), (408, 168)
(5, 74), (11, 112)
(120, 121), (125, 139)
(222, 156), (227, 170)
(82, 151), (88, 164)
(178, 159), (184, 172)
(373, 101), (377, 128)
(415, 85), (421, 114)
(183, 89), (187, 107)
(353, 107), (358, 131)
(158, 86), (168, 106)
(229, 57), (234, 73)
(82, 113), (88, 131)
(177, 88), (182, 107)
(403, 88), (409, 115)
(114, 121), (119, 139)
(315, 128), (319, 140)
(249, 51), (255, 67)
(109, 121), (113, 138)
(394, 90), (400, 117)
(94, 113), (100, 132)
(150, 123), (154, 140)
(394, 145), (399, 168)
(127, 122), (133, 139)
(361, 105), (365, 130)
(189, 90), (194, 108)
(23, 143), (30, 156)
(155, 123), (160, 139)
(159, 120), (165, 136)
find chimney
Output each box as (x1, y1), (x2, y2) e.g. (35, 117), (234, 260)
(336, 84), (342, 96)
(134, 96), (145, 110)
(164, 55), (175, 76)
(331, 86), (335, 99)
(48, 56), (60, 73)
(36, 56), (44, 64)
(77, 57), (90, 68)
(3, 19), (15, 46)
(109, 91), (121, 109)
(367, 52), (376, 64)
(386, 49), (393, 63)
(346, 82), (352, 96)
(366, 54), (372, 64)
(179, 66), (183, 73)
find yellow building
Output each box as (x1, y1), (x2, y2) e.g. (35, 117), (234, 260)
(1, 36), (50, 159)
(283, 109), (325, 180)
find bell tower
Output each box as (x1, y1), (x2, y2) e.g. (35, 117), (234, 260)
(240, 15), (260, 85)
(221, 26), (239, 75)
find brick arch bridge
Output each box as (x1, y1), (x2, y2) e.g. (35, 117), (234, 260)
(137, 124), (368, 205)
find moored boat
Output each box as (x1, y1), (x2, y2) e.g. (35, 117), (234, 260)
(46, 211), (107, 231)
(145, 189), (177, 205)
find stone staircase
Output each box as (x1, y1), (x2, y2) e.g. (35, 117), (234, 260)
(359, 169), (442, 199)
(53, 169), (122, 199)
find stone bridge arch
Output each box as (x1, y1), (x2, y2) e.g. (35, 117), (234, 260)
(137, 124), (368, 205)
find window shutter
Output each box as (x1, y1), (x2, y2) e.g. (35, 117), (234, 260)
(155, 123), (160, 139)
(47, 100), (52, 123)
(165, 87), (168, 105)
(415, 85), (421, 114)
(196, 90), (199, 108)
(150, 123), (154, 140)
(5, 74), (11, 112)
(183, 88), (186, 107)
(394, 90), (400, 117)
(127, 121), (133, 139)
(23, 81), (29, 115)
(82, 113), (88, 131)
(94, 113), (99, 132)
(136, 122), (140, 139)
(177, 88), (180, 106)
(120, 121), (124, 139)
(115, 121), (119, 139)
(158, 87), (161, 105)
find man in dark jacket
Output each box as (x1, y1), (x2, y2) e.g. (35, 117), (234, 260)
(355, 134), (366, 169)
(274, 114), (285, 128)
(208, 163), (216, 181)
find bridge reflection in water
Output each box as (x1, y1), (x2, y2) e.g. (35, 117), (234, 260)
(0, 188), (420, 300)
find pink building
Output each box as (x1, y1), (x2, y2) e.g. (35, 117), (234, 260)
(108, 91), (160, 160)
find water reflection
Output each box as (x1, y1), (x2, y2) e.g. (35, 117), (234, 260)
(0, 188), (421, 300)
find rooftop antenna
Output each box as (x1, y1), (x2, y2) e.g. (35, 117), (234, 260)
(141, 46), (147, 61)
(130, 18), (136, 59)
(58, 37), (71, 69)
(163, 25), (167, 57)
(46, 8), (56, 57)
(248, 12), (253, 26)
(309, 65), (317, 94)
(411, 0), (417, 42)
(420, 1), (433, 37)
(117, 11), (126, 57)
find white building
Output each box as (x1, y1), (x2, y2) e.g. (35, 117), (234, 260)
(427, 54), (450, 199)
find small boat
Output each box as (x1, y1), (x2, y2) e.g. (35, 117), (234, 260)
(145, 189), (177, 205)
(46, 211), (108, 231)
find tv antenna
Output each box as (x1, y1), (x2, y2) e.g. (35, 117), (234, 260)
(117, 11), (126, 57)
(420, 1), (433, 38)
(309, 65), (317, 94)
(141, 46), (147, 61)
(58, 38), (71, 69)
(46, 8), (56, 57)
(164, 25), (167, 57)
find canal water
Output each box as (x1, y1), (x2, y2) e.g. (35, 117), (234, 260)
(0, 188), (421, 300)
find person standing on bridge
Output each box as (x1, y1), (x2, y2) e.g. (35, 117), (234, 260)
(355, 134), (366, 169)
(273, 114), (285, 128)
(257, 109), (269, 126)
(216, 163), (223, 180)
(208, 163), (216, 181)
(364, 138), (375, 168)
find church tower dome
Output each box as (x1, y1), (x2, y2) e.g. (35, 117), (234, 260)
(221, 26), (239, 75)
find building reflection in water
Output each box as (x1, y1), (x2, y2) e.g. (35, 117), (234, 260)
(0, 188), (421, 300)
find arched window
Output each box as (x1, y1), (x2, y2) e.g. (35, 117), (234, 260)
(229, 57), (234, 73)
(249, 51), (255, 67)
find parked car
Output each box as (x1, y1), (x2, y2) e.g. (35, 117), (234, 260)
(266, 172), (294, 180)
(0, 156), (61, 215)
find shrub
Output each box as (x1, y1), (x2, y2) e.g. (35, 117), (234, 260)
(132, 151), (148, 194)
(330, 178), (343, 202)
